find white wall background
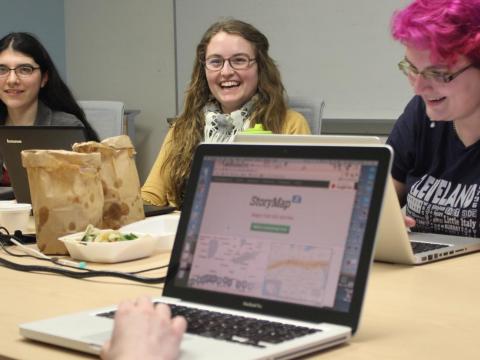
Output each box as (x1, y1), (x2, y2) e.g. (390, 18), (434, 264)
(2, 0), (415, 181)
(0, 0), (66, 78)
(175, 0), (413, 119)
(64, 0), (176, 182)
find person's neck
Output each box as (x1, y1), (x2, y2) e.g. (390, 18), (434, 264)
(220, 105), (236, 114)
(220, 102), (243, 114)
(453, 116), (480, 147)
(5, 101), (38, 126)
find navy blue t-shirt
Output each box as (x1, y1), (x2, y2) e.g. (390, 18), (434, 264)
(387, 95), (480, 237)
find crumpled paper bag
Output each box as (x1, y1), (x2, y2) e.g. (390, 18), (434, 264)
(73, 135), (145, 229)
(21, 150), (103, 254)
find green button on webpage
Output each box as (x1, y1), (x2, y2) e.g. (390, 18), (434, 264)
(251, 223), (290, 233)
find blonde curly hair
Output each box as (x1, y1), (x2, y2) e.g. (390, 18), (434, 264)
(163, 19), (288, 207)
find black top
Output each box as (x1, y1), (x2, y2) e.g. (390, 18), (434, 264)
(387, 95), (480, 237)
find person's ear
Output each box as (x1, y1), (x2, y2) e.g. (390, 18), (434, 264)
(40, 71), (49, 88)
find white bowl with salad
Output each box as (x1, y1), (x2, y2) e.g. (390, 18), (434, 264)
(58, 225), (158, 263)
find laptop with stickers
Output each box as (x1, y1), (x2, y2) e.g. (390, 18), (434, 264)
(20, 143), (391, 359)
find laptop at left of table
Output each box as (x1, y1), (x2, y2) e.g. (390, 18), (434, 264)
(0, 126), (88, 204)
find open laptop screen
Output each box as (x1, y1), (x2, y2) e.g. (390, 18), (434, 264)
(165, 144), (391, 330)
(0, 126), (88, 204)
(177, 155), (376, 309)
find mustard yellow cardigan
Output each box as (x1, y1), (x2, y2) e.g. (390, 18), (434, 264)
(141, 109), (311, 207)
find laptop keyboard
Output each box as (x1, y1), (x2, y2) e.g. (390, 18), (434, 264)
(411, 241), (449, 254)
(98, 303), (320, 348)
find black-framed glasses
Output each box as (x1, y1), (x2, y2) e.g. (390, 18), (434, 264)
(203, 54), (256, 71)
(0, 64), (41, 78)
(398, 58), (474, 83)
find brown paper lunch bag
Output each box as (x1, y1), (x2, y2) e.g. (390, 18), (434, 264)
(21, 150), (103, 255)
(72, 135), (145, 230)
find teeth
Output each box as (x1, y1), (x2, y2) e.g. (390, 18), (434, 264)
(221, 81), (239, 88)
(428, 96), (444, 101)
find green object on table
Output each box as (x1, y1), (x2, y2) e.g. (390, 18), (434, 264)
(242, 123), (272, 134)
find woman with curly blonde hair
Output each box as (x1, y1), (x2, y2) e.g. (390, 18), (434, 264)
(142, 19), (310, 208)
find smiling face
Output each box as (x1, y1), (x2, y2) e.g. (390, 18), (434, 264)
(405, 46), (480, 123)
(205, 32), (258, 114)
(0, 47), (47, 120)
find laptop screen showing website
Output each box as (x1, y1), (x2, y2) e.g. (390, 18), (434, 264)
(172, 153), (379, 313)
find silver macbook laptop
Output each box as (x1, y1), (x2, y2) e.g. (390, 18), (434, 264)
(234, 134), (480, 265)
(20, 143), (391, 359)
(0, 126), (88, 204)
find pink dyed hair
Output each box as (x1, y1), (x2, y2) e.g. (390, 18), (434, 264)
(391, 0), (480, 66)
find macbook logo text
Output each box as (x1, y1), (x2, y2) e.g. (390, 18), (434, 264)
(242, 301), (263, 309)
(6, 138), (22, 144)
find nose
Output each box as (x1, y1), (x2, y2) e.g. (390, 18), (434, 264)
(410, 73), (432, 94)
(220, 60), (234, 76)
(5, 69), (20, 84)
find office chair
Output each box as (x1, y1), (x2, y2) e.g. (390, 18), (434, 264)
(288, 96), (325, 135)
(78, 101), (126, 140)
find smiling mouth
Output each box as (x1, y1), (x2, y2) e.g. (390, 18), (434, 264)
(426, 96), (446, 103)
(4, 89), (24, 95)
(220, 81), (240, 89)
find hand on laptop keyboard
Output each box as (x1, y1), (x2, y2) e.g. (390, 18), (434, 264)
(99, 302), (319, 348)
(100, 296), (187, 360)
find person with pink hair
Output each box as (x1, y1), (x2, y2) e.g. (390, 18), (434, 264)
(387, 0), (480, 237)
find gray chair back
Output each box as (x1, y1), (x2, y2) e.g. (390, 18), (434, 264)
(78, 101), (125, 140)
(288, 97), (325, 135)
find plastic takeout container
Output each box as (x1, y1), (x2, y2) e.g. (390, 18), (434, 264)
(120, 213), (179, 251)
(0, 203), (32, 234)
(58, 231), (158, 263)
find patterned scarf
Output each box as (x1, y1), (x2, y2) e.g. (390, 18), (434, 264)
(203, 96), (256, 143)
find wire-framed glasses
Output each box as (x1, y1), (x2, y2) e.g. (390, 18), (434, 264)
(0, 64), (41, 78)
(398, 58), (473, 84)
(203, 54), (256, 71)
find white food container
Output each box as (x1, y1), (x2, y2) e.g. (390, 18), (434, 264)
(120, 213), (180, 251)
(0, 203), (32, 234)
(58, 231), (158, 263)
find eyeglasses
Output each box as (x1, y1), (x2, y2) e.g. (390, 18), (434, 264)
(0, 64), (41, 78)
(203, 54), (256, 71)
(398, 59), (474, 84)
